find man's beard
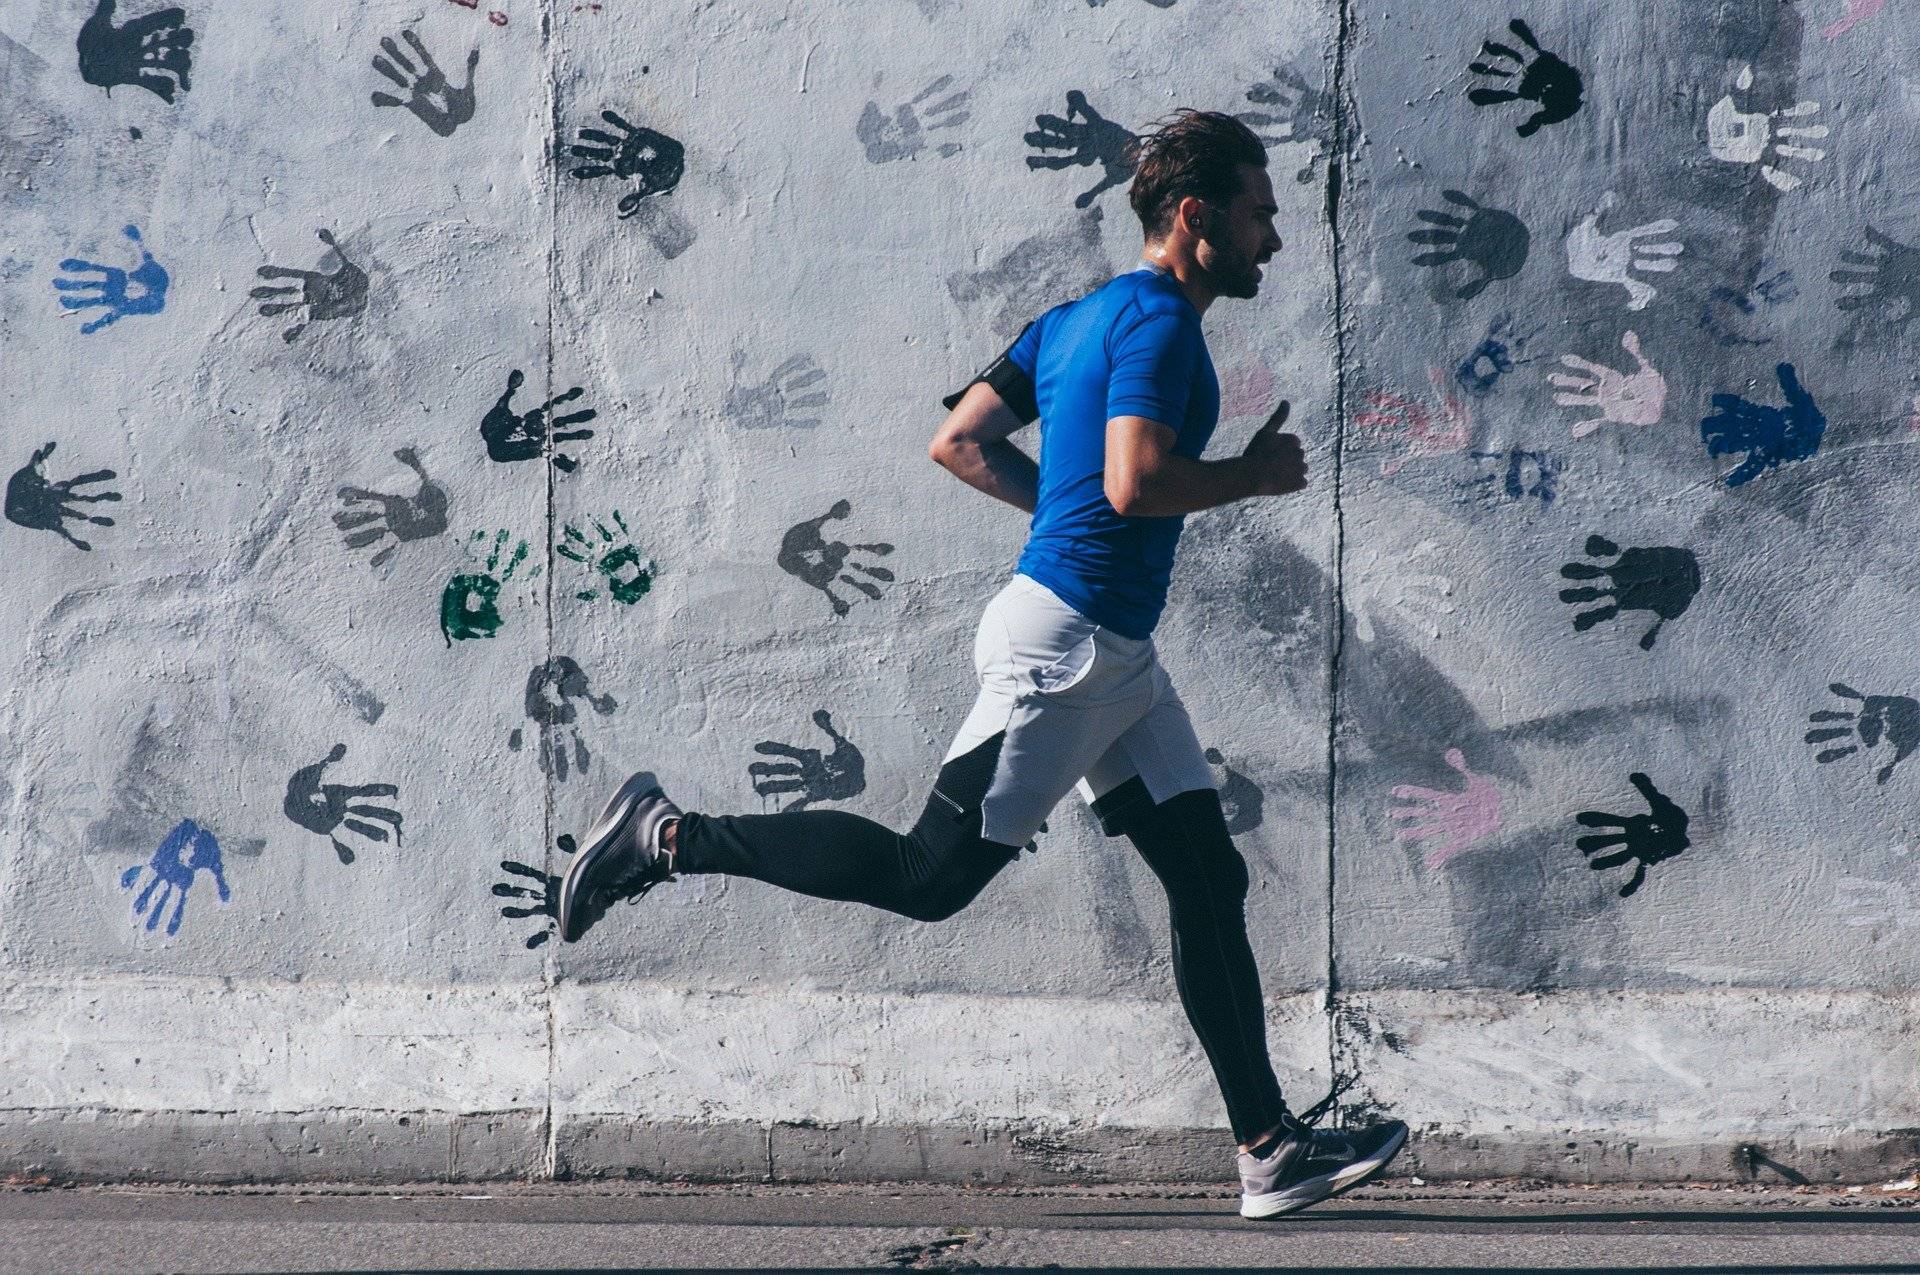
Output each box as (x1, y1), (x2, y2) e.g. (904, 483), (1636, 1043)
(1200, 237), (1262, 298)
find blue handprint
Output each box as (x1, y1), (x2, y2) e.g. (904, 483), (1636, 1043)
(1699, 362), (1826, 488)
(53, 225), (170, 334)
(119, 818), (230, 936)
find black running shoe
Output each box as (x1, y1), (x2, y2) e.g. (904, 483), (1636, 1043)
(558, 771), (682, 943)
(1237, 1077), (1409, 1219)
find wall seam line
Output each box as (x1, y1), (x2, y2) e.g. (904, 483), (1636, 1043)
(539, 0), (562, 1183)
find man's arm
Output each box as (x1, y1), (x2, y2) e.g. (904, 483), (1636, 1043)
(1105, 402), (1305, 517)
(928, 381), (1039, 514)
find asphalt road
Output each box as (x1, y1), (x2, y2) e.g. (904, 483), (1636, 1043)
(3, 1180), (1917, 1272)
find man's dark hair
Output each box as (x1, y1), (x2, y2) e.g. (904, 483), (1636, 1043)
(1126, 109), (1267, 240)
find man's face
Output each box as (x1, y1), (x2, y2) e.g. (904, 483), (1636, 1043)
(1194, 165), (1283, 300)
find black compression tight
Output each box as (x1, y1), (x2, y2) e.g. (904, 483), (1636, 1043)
(673, 732), (1289, 1143)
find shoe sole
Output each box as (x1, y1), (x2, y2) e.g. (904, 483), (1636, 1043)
(1238, 1122), (1408, 1220)
(558, 771), (663, 944)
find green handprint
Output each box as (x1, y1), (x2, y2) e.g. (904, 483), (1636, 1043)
(557, 511), (654, 605)
(440, 529), (540, 645)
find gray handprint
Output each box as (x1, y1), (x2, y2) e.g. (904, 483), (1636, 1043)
(1557, 534), (1700, 651)
(369, 29), (478, 138)
(1204, 747), (1265, 835)
(750, 709), (867, 812)
(1237, 64), (1333, 183)
(1025, 90), (1139, 210)
(5, 442), (121, 551)
(1806, 683), (1919, 785)
(76, 0), (194, 103)
(250, 229), (368, 343)
(857, 75), (971, 163)
(1407, 190), (1530, 301)
(1830, 225), (1920, 335)
(283, 744), (402, 865)
(508, 656), (619, 783)
(726, 351), (828, 430)
(777, 499), (895, 618)
(333, 448), (448, 568)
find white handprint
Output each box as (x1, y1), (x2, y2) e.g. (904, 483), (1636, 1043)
(1350, 539), (1457, 643)
(1548, 330), (1667, 438)
(1707, 66), (1828, 192)
(1565, 192), (1684, 311)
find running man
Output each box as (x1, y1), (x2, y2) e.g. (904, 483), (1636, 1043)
(556, 109), (1407, 1219)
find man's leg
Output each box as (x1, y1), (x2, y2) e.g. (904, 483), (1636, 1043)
(674, 730), (1023, 923)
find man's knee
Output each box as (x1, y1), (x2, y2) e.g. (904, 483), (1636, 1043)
(898, 839), (1020, 922)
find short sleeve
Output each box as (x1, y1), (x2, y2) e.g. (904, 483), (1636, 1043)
(1105, 307), (1202, 428)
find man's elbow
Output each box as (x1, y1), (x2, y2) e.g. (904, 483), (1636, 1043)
(1105, 475), (1144, 517)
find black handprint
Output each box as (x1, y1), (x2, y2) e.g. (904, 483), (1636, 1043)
(1204, 747), (1265, 835)
(1806, 683), (1920, 785)
(508, 656), (619, 783)
(777, 499), (895, 617)
(1575, 773), (1690, 897)
(1830, 226), (1920, 334)
(334, 447), (449, 568)
(1407, 190), (1530, 301)
(570, 109), (686, 218)
(1025, 90), (1139, 210)
(494, 834), (576, 949)
(1237, 64), (1334, 183)
(1557, 534), (1700, 651)
(283, 744), (402, 865)
(1466, 18), (1584, 137)
(480, 369), (598, 472)
(369, 29), (478, 138)
(250, 229), (369, 343)
(749, 709), (867, 811)
(5, 442), (121, 551)
(76, 0), (194, 103)
(1699, 362), (1826, 488)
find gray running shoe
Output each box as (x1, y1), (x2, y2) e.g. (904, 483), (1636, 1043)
(1237, 1078), (1409, 1220)
(558, 771), (681, 943)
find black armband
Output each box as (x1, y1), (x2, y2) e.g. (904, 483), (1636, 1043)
(940, 336), (1040, 424)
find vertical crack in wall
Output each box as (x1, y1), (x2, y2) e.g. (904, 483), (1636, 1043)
(538, 0), (562, 1181)
(1322, 0), (1354, 1085)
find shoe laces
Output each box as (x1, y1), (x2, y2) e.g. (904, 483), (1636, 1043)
(1289, 1073), (1357, 1130)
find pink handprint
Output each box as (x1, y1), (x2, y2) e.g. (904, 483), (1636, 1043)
(1354, 368), (1471, 475)
(1390, 748), (1502, 869)
(1548, 329), (1667, 437)
(1822, 0), (1883, 39)
(1218, 360), (1277, 421)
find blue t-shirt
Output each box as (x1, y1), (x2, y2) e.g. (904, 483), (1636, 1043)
(1007, 261), (1219, 640)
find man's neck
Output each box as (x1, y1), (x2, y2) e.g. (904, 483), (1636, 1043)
(1135, 249), (1216, 315)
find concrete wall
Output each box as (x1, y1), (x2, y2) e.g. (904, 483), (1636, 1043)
(2, 0), (1915, 1184)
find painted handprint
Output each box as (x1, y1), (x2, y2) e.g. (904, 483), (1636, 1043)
(1203, 748), (1265, 835)
(1390, 748), (1501, 869)
(858, 76), (971, 163)
(1353, 368), (1472, 476)
(749, 709), (867, 812)
(1822, 0), (1885, 40)
(1830, 226), (1920, 335)
(1406, 190), (1530, 301)
(1025, 90), (1139, 210)
(557, 511), (653, 605)
(494, 834), (577, 949)
(1700, 267), (1798, 348)
(283, 744), (401, 865)
(726, 351), (828, 431)
(1806, 683), (1919, 785)
(1558, 534), (1700, 651)
(76, 0), (193, 103)
(508, 656), (619, 783)
(480, 369), (598, 472)
(5, 442), (120, 551)
(251, 229), (368, 343)
(569, 109), (687, 222)
(1237, 64), (1333, 183)
(334, 447), (449, 568)
(369, 29), (478, 138)
(53, 224), (169, 334)
(1549, 331), (1666, 437)
(1349, 539), (1456, 643)
(777, 499), (895, 618)
(1699, 362), (1826, 488)
(440, 529), (538, 645)
(1465, 18), (1584, 138)
(1707, 65), (1827, 193)
(1575, 773), (1690, 898)
(1565, 193), (1682, 311)
(120, 818), (230, 936)
(1463, 447), (1561, 507)
(1455, 313), (1541, 398)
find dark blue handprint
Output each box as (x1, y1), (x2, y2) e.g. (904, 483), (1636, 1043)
(53, 225), (170, 334)
(1699, 362), (1826, 488)
(119, 818), (230, 936)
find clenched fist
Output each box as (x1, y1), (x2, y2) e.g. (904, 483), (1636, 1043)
(1242, 400), (1308, 495)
